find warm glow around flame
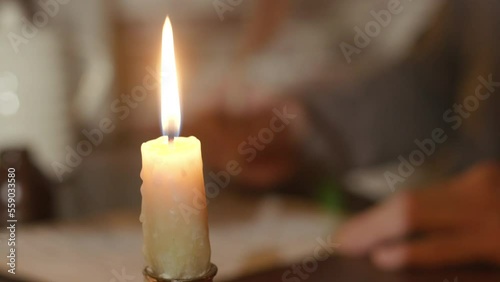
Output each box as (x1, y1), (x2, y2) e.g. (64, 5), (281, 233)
(161, 17), (181, 138)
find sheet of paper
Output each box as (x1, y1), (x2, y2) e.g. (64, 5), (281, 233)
(0, 193), (341, 282)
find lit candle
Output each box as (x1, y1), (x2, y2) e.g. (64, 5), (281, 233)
(139, 17), (211, 279)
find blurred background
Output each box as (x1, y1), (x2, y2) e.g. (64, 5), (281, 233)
(0, 0), (499, 281)
(0, 0), (367, 220)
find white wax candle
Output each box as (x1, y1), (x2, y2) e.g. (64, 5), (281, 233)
(140, 135), (211, 279)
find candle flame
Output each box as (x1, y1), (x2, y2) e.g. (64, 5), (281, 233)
(161, 16), (181, 138)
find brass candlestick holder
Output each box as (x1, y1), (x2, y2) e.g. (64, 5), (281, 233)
(143, 264), (218, 282)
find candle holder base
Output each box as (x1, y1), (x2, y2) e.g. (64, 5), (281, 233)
(143, 264), (218, 282)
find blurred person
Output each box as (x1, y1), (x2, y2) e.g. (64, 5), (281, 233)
(182, 0), (500, 270)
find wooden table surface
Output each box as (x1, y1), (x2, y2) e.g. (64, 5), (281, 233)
(231, 257), (500, 282)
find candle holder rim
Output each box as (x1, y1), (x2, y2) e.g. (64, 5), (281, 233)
(143, 263), (218, 282)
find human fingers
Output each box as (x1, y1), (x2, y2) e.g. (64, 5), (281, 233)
(372, 232), (484, 270)
(336, 187), (464, 256)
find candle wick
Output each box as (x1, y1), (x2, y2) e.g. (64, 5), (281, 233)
(168, 135), (174, 143)
(166, 119), (175, 143)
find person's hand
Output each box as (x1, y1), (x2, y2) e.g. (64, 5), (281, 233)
(183, 80), (303, 190)
(336, 161), (500, 270)
(184, 103), (299, 189)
